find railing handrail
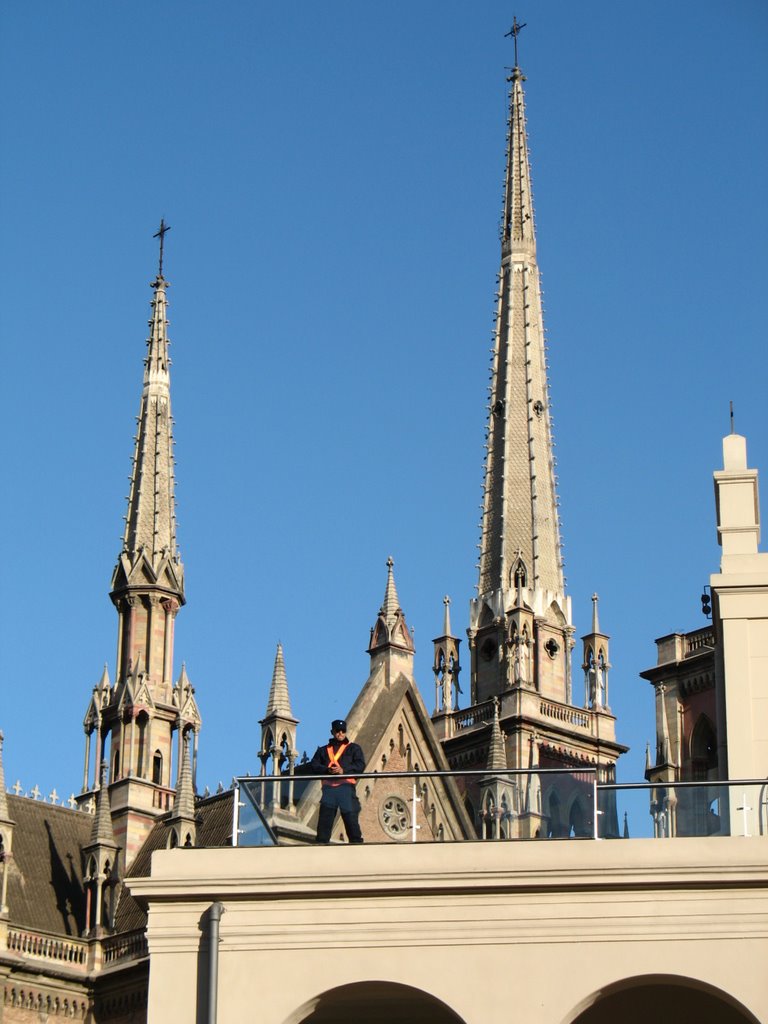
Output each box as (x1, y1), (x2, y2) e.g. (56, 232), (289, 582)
(238, 767), (599, 785)
(598, 778), (768, 791)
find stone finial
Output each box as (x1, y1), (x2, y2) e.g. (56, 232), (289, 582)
(487, 699), (508, 773)
(380, 556), (401, 627)
(369, 557), (415, 656)
(591, 594), (600, 634)
(0, 732), (9, 821)
(172, 732), (196, 821)
(91, 762), (117, 847)
(442, 596), (453, 638)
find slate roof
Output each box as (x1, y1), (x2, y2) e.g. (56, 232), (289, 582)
(115, 789), (235, 932)
(5, 795), (92, 937)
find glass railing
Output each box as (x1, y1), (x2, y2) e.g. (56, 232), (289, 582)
(598, 780), (768, 840)
(232, 771), (768, 846)
(234, 768), (601, 846)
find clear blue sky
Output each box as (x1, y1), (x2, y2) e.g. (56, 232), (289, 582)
(0, 2), (766, 806)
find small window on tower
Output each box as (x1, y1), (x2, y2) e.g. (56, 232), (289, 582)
(480, 638), (496, 663)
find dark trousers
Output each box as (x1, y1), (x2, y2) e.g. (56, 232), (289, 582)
(316, 784), (363, 843)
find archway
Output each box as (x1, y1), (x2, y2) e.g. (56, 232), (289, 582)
(286, 981), (467, 1024)
(565, 974), (760, 1024)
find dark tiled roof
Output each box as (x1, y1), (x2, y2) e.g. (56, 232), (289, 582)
(5, 795), (92, 937)
(115, 790), (235, 932)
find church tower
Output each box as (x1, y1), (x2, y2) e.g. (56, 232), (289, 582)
(437, 30), (625, 833)
(78, 226), (201, 866)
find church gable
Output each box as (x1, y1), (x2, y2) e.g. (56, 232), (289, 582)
(292, 664), (473, 844)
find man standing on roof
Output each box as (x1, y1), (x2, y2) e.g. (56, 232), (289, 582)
(310, 720), (365, 844)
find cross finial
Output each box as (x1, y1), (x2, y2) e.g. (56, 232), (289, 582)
(153, 218), (171, 278)
(505, 16), (527, 67)
(386, 555), (394, 570)
(729, 400), (735, 434)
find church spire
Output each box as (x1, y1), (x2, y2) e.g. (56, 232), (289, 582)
(469, 48), (573, 709)
(110, 226), (185, 691)
(119, 268), (182, 574)
(477, 57), (563, 602)
(87, 230), (198, 868)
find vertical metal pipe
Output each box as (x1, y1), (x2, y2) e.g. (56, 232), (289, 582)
(208, 902), (225, 1024)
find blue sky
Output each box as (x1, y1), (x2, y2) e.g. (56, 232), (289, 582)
(0, 2), (766, 805)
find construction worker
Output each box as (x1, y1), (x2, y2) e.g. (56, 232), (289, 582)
(310, 719), (365, 844)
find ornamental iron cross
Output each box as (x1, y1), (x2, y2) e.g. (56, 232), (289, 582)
(153, 219), (171, 277)
(505, 16), (526, 67)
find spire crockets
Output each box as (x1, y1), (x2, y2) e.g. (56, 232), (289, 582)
(265, 643), (294, 719)
(478, 61), (563, 602)
(111, 240), (184, 691)
(469, 48), (571, 706)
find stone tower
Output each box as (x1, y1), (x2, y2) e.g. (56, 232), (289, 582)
(78, 239), (201, 866)
(437, 47), (625, 835)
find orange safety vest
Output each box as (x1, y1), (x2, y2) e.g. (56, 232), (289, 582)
(323, 741), (356, 787)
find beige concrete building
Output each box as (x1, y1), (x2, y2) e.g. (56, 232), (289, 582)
(131, 839), (767, 1024)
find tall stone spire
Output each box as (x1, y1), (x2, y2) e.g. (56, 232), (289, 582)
(441, 42), (626, 823)
(119, 270), (181, 571)
(80, 231), (200, 870)
(469, 52), (572, 708)
(477, 63), (564, 603)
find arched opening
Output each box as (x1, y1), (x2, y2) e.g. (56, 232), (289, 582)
(565, 974), (760, 1024)
(152, 750), (163, 785)
(547, 790), (563, 838)
(690, 714), (718, 780)
(136, 712), (149, 778)
(285, 981), (468, 1024)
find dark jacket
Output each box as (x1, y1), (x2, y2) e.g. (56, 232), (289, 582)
(310, 737), (366, 778)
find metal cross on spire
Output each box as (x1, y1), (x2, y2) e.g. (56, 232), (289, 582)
(505, 16), (527, 68)
(153, 218), (171, 278)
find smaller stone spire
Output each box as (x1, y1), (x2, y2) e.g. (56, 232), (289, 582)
(172, 733), (196, 821)
(591, 594), (600, 634)
(368, 557), (415, 659)
(265, 643), (293, 719)
(380, 556), (401, 629)
(487, 699), (508, 772)
(259, 645), (299, 778)
(91, 762), (117, 848)
(442, 595), (454, 638)
(0, 732), (9, 822)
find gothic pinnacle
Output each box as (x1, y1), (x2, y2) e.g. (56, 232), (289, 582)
(264, 643), (294, 720)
